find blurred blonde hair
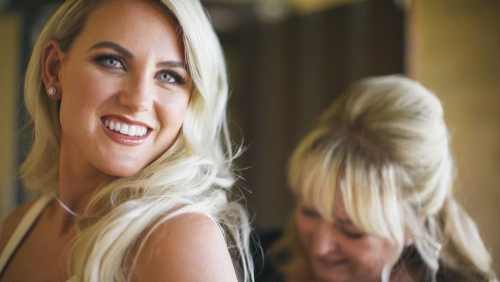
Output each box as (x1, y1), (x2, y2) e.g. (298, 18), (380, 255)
(20, 0), (253, 281)
(270, 75), (497, 282)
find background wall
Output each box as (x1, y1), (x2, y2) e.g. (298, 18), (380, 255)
(222, 0), (404, 230)
(410, 0), (500, 273)
(0, 12), (21, 224)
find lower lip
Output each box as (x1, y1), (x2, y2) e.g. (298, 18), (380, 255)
(103, 124), (149, 145)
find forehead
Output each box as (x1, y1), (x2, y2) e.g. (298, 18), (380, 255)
(302, 189), (351, 222)
(88, 0), (176, 35)
(71, 0), (182, 56)
(333, 192), (350, 219)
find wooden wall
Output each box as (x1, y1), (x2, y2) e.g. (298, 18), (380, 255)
(409, 0), (500, 273)
(0, 12), (21, 223)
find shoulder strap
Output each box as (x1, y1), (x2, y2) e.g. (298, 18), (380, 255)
(0, 195), (53, 274)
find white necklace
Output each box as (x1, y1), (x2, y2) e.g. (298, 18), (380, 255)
(55, 197), (80, 217)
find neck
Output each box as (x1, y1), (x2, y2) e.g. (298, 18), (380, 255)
(58, 161), (116, 212)
(56, 164), (116, 234)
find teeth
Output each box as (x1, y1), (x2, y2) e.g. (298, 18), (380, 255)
(103, 118), (148, 137)
(119, 124), (128, 134)
(128, 125), (137, 136)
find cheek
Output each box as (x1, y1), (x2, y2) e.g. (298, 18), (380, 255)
(159, 94), (190, 124)
(295, 214), (316, 248)
(60, 69), (115, 115)
(343, 237), (396, 276)
(153, 94), (190, 154)
(62, 63), (94, 92)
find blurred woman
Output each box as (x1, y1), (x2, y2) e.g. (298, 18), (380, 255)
(268, 75), (497, 282)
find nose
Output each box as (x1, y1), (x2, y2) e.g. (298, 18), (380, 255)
(118, 73), (153, 112)
(311, 220), (340, 256)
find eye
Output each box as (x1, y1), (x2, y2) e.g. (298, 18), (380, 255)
(159, 72), (175, 83)
(342, 229), (364, 239)
(301, 207), (321, 218)
(95, 55), (124, 69)
(335, 222), (365, 239)
(157, 71), (185, 85)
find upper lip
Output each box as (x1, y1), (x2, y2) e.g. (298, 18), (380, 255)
(315, 256), (347, 267)
(101, 115), (153, 137)
(101, 115), (152, 129)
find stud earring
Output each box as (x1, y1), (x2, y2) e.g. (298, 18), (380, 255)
(405, 237), (414, 247)
(48, 87), (56, 96)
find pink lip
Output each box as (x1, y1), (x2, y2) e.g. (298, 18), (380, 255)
(101, 116), (151, 146)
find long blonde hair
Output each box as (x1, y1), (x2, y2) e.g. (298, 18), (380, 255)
(20, 0), (253, 281)
(270, 75), (497, 282)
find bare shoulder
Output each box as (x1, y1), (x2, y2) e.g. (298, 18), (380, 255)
(0, 198), (38, 254)
(129, 212), (238, 282)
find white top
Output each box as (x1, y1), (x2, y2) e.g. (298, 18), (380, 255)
(0, 195), (76, 281)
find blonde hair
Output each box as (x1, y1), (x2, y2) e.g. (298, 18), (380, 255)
(20, 0), (253, 281)
(270, 75), (497, 282)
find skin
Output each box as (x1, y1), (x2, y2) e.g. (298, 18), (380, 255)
(295, 196), (397, 282)
(0, 0), (238, 281)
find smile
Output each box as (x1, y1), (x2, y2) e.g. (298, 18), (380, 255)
(316, 257), (348, 269)
(102, 117), (149, 137)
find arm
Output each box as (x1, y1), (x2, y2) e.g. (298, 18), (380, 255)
(128, 212), (238, 282)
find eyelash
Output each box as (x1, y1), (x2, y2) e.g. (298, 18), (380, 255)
(93, 54), (186, 85)
(301, 208), (320, 218)
(300, 205), (364, 239)
(95, 54), (125, 70)
(335, 222), (364, 239)
(157, 71), (186, 85)
(342, 229), (364, 239)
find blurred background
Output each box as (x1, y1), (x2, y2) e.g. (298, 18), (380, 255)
(1, 0), (499, 274)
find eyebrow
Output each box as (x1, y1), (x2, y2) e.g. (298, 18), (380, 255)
(89, 41), (134, 59)
(89, 41), (187, 70)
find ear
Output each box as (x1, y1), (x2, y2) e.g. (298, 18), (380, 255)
(404, 234), (414, 247)
(404, 216), (426, 247)
(41, 39), (64, 100)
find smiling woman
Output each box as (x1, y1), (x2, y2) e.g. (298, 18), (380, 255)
(0, 0), (253, 281)
(267, 75), (498, 282)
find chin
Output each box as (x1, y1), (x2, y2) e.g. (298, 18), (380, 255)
(312, 269), (339, 282)
(98, 163), (145, 178)
(113, 167), (144, 177)
(312, 267), (357, 282)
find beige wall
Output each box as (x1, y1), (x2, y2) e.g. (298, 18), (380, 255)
(410, 0), (500, 272)
(0, 12), (21, 224)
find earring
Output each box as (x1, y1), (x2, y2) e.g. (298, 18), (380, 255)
(48, 87), (56, 96)
(405, 237), (414, 247)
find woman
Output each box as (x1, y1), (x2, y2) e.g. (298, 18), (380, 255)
(0, 0), (253, 281)
(267, 75), (497, 282)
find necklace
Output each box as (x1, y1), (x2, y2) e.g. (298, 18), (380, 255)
(55, 197), (80, 217)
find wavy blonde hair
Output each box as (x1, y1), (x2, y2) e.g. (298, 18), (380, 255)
(20, 0), (253, 281)
(269, 75), (497, 282)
